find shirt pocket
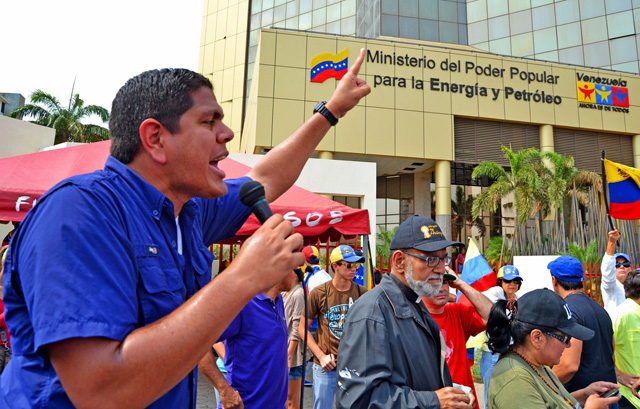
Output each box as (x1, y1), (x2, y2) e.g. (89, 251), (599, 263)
(192, 246), (215, 290)
(137, 255), (185, 325)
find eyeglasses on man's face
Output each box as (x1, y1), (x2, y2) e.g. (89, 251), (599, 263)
(616, 261), (631, 268)
(544, 331), (571, 345)
(403, 251), (451, 267)
(337, 261), (360, 269)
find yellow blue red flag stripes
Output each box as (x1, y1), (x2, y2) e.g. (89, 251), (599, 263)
(604, 159), (640, 220)
(310, 48), (348, 83)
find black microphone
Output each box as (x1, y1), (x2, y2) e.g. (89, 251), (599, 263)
(239, 181), (304, 283)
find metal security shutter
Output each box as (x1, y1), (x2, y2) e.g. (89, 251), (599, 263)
(454, 118), (540, 166)
(554, 128), (633, 171)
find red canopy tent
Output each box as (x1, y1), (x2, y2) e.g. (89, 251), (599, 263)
(0, 141), (370, 241)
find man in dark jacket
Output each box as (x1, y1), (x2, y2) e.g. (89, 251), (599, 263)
(336, 215), (475, 409)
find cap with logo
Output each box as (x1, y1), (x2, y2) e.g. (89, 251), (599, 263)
(615, 253), (631, 263)
(547, 255), (584, 283)
(303, 246), (320, 264)
(390, 215), (463, 252)
(497, 265), (522, 281)
(515, 288), (594, 341)
(330, 245), (365, 264)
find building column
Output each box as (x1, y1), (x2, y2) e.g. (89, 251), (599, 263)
(414, 169), (433, 218)
(435, 160), (452, 244)
(540, 124), (555, 226)
(318, 151), (334, 199)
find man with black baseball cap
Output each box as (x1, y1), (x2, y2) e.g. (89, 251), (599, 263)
(336, 215), (474, 409)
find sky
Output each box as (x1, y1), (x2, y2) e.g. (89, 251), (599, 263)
(0, 0), (204, 123)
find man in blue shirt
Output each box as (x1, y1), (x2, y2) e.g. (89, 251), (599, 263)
(199, 272), (295, 408)
(1, 50), (370, 408)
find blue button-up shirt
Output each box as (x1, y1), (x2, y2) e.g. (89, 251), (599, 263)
(1, 156), (251, 408)
(218, 293), (288, 409)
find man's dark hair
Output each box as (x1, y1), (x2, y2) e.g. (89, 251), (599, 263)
(624, 270), (640, 299)
(553, 276), (583, 291)
(109, 68), (213, 163)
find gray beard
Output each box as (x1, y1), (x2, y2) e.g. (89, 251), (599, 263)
(406, 262), (442, 298)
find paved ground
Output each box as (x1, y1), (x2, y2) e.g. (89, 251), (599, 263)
(196, 370), (485, 408)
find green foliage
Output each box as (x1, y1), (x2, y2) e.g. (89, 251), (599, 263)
(484, 236), (511, 265)
(376, 226), (397, 269)
(557, 239), (602, 264)
(10, 89), (110, 144)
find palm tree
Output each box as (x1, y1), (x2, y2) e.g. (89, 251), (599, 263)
(471, 145), (543, 225)
(9, 90), (110, 144)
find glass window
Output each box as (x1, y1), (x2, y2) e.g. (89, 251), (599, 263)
(275, 0), (287, 6)
(263, 0), (274, 10)
(555, 0), (580, 25)
(511, 32), (534, 56)
(328, 0), (341, 4)
(558, 45), (584, 65)
(581, 16), (608, 44)
(313, 0), (327, 9)
(607, 11), (635, 39)
(488, 15), (510, 40)
(459, 23), (468, 44)
(326, 20), (341, 33)
(419, 0), (439, 20)
(285, 16), (299, 29)
(251, 0), (263, 14)
(583, 40), (611, 67)
(458, 3), (467, 24)
(250, 13), (262, 30)
(327, 3), (341, 22)
(531, 0), (552, 5)
(249, 29), (260, 47)
(400, 16), (420, 39)
(605, 0), (631, 13)
(262, 8), (274, 26)
(342, 0), (356, 17)
(440, 21), (459, 43)
(489, 37), (512, 54)
(387, 198), (400, 214)
(510, 9), (533, 36)
(533, 27), (557, 53)
(487, 0), (509, 18)
(420, 18), (440, 41)
(381, 13), (399, 36)
(300, 0), (312, 14)
(299, 11), (312, 29)
(634, 0), (640, 8)
(473, 41), (490, 51)
(377, 198), (386, 215)
(509, 0), (531, 13)
(611, 61), (639, 73)
(439, 0), (458, 22)
(274, 4), (286, 22)
(557, 22), (581, 49)
(610, 35), (637, 64)
(535, 50), (559, 62)
(579, 0), (605, 20)
(466, 0), (487, 23)
(468, 20), (489, 43)
(400, 0), (419, 17)
(341, 16), (356, 34)
(532, 4), (555, 30)
(313, 8), (326, 26)
(286, 1), (298, 18)
(634, 9), (640, 34)
(382, 0), (399, 14)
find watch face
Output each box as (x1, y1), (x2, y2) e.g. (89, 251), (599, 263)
(314, 101), (325, 112)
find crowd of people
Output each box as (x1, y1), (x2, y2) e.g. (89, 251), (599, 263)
(0, 45), (639, 409)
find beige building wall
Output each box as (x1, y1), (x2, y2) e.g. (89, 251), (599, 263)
(0, 116), (55, 159)
(199, 0), (249, 152)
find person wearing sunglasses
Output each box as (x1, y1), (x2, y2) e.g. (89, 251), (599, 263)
(336, 215), (474, 409)
(486, 288), (620, 409)
(299, 244), (366, 409)
(548, 256), (618, 409)
(601, 228), (634, 316)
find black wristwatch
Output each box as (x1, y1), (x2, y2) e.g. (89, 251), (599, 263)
(313, 101), (338, 126)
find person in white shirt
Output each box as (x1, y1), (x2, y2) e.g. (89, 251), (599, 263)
(303, 246), (332, 292)
(600, 228), (633, 316)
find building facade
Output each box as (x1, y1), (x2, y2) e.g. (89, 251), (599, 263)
(199, 0), (640, 249)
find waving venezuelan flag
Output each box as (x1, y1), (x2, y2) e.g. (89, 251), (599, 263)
(310, 48), (348, 83)
(604, 159), (640, 220)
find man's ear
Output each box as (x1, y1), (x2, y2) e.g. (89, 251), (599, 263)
(391, 250), (406, 274)
(139, 118), (168, 164)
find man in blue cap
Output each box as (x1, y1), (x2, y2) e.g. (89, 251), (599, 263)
(548, 255), (618, 408)
(601, 228), (634, 315)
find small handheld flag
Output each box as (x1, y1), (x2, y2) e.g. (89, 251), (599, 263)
(603, 158), (640, 220)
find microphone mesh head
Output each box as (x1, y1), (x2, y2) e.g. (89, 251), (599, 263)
(239, 180), (266, 207)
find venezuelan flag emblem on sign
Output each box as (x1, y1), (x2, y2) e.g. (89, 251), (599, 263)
(310, 48), (348, 83)
(577, 81), (629, 107)
(604, 159), (640, 220)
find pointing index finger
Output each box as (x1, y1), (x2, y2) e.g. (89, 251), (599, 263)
(349, 48), (366, 77)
